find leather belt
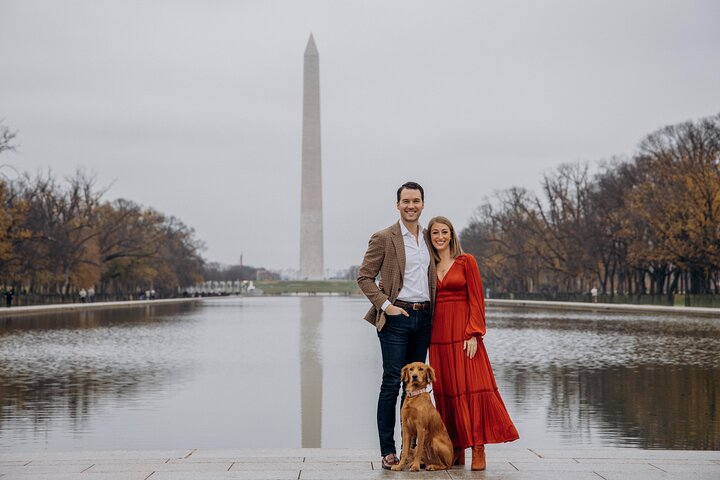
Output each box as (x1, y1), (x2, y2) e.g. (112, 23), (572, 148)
(394, 300), (431, 311)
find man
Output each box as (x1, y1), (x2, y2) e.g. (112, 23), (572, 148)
(357, 181), (437, 470)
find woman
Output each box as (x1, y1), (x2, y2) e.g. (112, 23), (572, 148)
(426, 216), (519, 470)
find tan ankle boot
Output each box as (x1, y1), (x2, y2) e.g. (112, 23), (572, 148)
(471, 445), (486, 471)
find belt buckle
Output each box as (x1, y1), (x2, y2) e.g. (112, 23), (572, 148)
(412, 302), (422, 310)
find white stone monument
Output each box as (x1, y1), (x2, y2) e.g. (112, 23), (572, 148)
(300, 34), (324, 280)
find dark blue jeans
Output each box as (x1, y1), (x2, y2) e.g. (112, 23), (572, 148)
(376, 309), (432, 456)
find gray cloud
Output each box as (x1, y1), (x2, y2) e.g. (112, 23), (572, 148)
(2, 0), (719, 273)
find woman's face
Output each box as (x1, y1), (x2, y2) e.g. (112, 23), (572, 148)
(430, 222), (452, 253)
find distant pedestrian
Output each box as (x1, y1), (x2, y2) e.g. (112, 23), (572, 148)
(79, 288), (87, 303)
(590, 287), (598, 303)
(88, 287), (95, 303)
(5, 287), (14, 308)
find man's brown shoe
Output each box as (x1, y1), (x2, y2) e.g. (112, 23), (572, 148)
(381, 453), (399, 470)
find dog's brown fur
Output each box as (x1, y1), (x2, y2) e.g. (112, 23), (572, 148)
(392, 362), (454, 471)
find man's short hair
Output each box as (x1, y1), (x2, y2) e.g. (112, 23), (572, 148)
(397, 181), (424, 202)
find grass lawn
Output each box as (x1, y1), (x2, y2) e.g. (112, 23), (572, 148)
(255, 280), (361, 295)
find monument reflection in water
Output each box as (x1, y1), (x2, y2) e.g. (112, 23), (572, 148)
(300, 297), (322, 447)
(0, 297), (718, 451)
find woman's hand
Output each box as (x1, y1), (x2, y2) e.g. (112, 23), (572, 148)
(463, 337), (478, 359)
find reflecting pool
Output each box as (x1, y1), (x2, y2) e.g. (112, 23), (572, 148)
(0, 297), (717, 452)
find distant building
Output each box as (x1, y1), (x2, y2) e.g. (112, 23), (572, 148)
(256, 269), (275, 282)
(345, 265), (360, 281)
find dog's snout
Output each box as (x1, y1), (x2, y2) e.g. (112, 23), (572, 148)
(411, 374), (419, 381)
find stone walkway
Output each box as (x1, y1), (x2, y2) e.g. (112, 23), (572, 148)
(486, 298), (720, 317)
(3, 296), (718, 319)
(0, 298), (200, 317)
(1, 447), (718, 480)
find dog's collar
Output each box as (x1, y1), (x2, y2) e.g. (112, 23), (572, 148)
(406, 387), (431, 398)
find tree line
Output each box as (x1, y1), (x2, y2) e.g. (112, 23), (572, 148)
(461, 113), (720, 297)
(1, 123), (205, 302)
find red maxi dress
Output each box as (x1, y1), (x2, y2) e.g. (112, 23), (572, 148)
(429, 253), (519, 448)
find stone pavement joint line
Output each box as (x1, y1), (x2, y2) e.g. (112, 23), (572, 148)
(0, 448), (719, 479)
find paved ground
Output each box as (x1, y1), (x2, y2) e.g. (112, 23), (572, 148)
(1, 447), (718, 480)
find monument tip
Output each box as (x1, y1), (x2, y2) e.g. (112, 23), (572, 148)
(305, 33), (318, 56)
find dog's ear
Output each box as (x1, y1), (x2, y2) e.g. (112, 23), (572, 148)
(427, 364), (436, 384)
(401, 364), (410, 384)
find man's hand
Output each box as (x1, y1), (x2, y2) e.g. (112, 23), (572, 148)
(385, 304), (409, 317)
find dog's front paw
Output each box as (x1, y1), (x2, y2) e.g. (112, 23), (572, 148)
(390, 464), (403, 472)
(409, 463), (420, 472)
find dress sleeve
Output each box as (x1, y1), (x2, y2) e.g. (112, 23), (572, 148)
(464, 254), (487, 338)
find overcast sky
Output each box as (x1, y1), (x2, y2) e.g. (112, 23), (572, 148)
(1, 1), (719, 274)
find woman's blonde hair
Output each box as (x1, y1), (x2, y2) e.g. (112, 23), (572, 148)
(427, 216), (464, 263)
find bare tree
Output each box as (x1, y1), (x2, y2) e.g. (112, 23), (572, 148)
(0, 122), (17, 156)
(461, 113), (720, 299)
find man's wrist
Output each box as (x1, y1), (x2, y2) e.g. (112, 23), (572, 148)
(381, 300), (392, 312)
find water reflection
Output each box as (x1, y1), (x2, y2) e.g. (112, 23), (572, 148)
(0, 303), (199, 450)
(488, 307), (720, 369)
(487, 307), (720, 450)
(497, 364), (720, 449)
(0, 298), (718, 451)
(300, 297), (323, 447)
(581, 365), (718, 449)
(1, 304), (192, 332)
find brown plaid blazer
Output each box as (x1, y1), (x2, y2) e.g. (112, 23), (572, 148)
(357, 221), (437, 331)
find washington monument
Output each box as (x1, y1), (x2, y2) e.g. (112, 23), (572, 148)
(300, 34), (324, 280)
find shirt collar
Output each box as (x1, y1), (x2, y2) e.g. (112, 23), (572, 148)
(400, 221), (423, 238)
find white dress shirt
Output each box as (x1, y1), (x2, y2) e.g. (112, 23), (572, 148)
(381, 221), (431, 311)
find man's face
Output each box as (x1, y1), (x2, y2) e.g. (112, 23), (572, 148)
(396, 188), (424, 224)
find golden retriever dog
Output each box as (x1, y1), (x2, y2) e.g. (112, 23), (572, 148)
(392, 362), (454, 472)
